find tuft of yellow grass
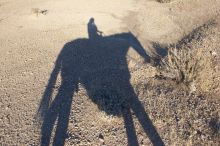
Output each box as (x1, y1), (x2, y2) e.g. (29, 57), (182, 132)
(158, 46), (203, 85)
(157, 45), (216, 94)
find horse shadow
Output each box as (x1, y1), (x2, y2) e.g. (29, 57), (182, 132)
(37, 30), (165, 146)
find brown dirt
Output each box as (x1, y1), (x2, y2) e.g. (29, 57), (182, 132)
(0, 0), (220, 145)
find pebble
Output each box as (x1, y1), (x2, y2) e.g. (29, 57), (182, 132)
(98, 133), (105, 144)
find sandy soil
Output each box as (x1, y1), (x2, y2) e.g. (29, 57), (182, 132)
(0, 0), (220, 145)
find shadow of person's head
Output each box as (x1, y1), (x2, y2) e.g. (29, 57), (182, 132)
(87, 17), (103, 40)
(89, 17), (94, 23)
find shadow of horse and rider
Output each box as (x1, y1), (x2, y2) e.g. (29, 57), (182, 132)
(37, 18), (165, 146)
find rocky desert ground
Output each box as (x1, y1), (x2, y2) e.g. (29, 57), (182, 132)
(1, 0), (220, 145)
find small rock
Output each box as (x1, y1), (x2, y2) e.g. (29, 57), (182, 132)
(31, 8), (48, 16)
(98, 133), (105, 144)
(210, 51), (217, 57)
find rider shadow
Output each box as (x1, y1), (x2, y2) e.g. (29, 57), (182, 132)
(37, 18), (164, 146)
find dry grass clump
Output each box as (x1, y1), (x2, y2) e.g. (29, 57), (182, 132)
(158, 45), (216, 94)
(158, 46), (203, 86)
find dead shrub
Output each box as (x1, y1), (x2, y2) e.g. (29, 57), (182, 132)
(157, 43), (217, 94)
(158, 46), (204, 87)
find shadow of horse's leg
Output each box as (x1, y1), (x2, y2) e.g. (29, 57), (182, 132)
(40, 102), (59, 146)
(122, 107), (139, 146)
(50, 81), (75, 146)
(52, 91), (73, 146)
(41, 81), (75, 146)
(130, 95), (165, 146)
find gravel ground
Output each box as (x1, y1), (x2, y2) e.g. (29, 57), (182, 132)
(0, 0), (220, 145)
